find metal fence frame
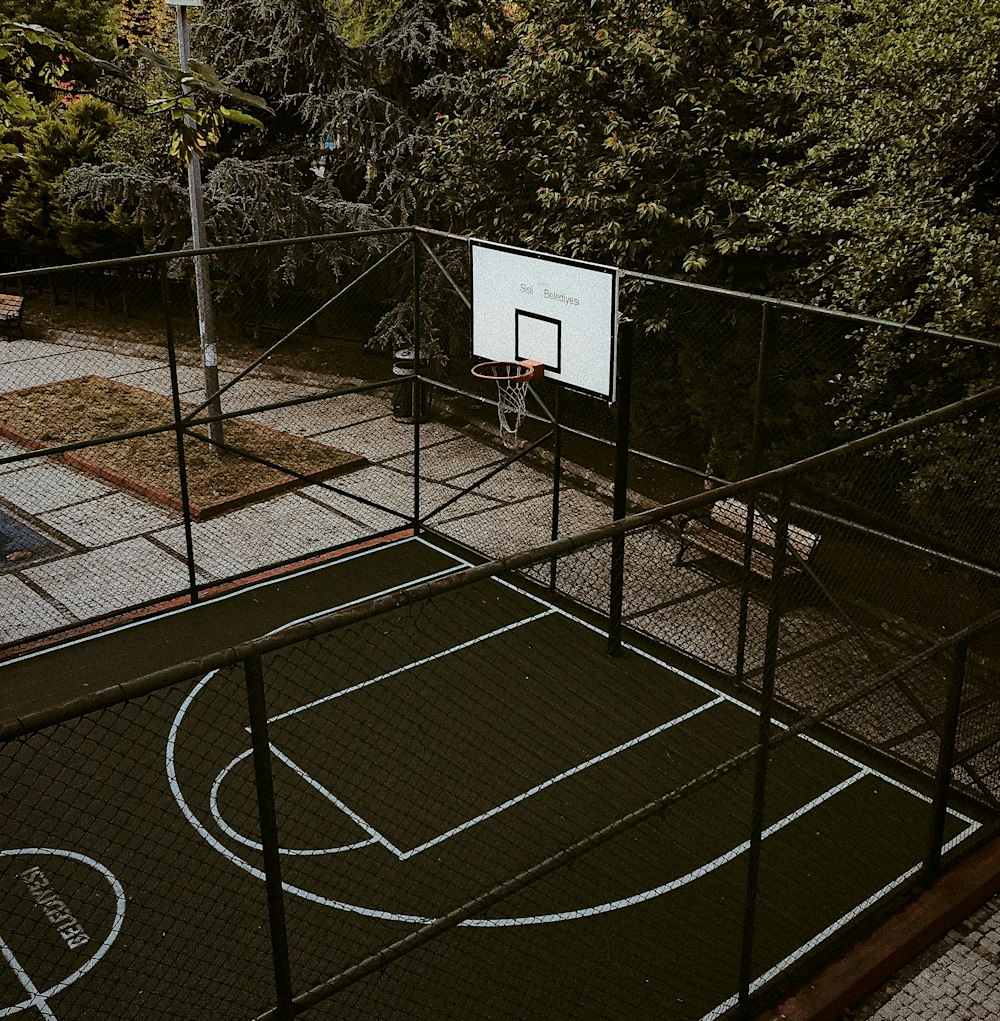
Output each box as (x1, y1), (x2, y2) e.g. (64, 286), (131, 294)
(3, 230), (1000, 1017)
(4, 384), (1000, 1018)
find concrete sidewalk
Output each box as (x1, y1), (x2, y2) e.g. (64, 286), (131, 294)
(0, 332), (620, 647)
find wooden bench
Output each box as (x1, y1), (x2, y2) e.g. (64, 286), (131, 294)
(0, 293), (24, 340)
(675, 497), (822, 580)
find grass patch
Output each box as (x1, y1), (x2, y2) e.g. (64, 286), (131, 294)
(0, 376), (367, 519)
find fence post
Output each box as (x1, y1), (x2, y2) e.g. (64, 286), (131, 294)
(608, 317), (634, 656)
(161, 264), (199, 604)
(244, 654), (295, 1019)
(736, 303), (775, 688)
(549, 386), (563, 594)
(411, 231), (422, 532)
(923, 639), (970, 880)
(738, 484), (790, 1015)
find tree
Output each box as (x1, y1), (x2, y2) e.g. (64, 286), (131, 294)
(327, 0), (403, 45)
(424, 0), (796, 278)
(192, 0), (512, 229)
(116, 0), (172, 54)
(422, 0), (806, 468)
(55, 1), (514, 340)
(739, 0), (1000, 548)
(0, 1), (119, 67)
(2, 96), (134, 259)
(745, 0), (1000, 356)
(0, 9), (271, 263)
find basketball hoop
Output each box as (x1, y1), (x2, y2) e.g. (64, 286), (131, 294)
(471, 360), (542, 448)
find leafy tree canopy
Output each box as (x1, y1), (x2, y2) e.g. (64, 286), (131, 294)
(424, 0), (800, 281)
(0, 0), (119, 65)
(327, 0), (404, 46)
(193, 0), (514, 227)
(745, 0), (1000, 342)
(2, 95), (138, 259)
(737, 0), (1000, 540)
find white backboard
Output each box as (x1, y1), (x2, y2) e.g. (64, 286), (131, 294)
(470, 240), (618, 400)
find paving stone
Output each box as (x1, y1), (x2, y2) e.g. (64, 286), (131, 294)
(38, 492), (178, 546)
(312, 416), (456, 461)
(0, 574), (75, 643)
(448, 457), (557, 502)
(392, 434), (503, 482)
(246, 390), (390, 437)
(846, 897), (1000, 1021)
(0, 436), (29, 470)
(155, 491), (382, 579)
(319, 463), (501, 527)
(433, 487), (612, 562)
(1, 461), (115, 513)
(0, 339), (79, 365)
(0, 347), (164, 391)
(116, 363), (238, 399)
(22, 536), (192, 619)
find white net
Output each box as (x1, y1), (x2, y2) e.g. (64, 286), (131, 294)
(497, 377), (529, 447)
(473, 361), (533, 449)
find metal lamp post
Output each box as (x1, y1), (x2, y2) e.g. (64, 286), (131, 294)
(166, 0), (223, 446)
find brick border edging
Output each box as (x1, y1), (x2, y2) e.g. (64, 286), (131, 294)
(0, 418), (366, 521)
(755, 834), (1000, 1021)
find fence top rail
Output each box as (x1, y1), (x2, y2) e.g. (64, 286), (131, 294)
(3, 382), (997, 744)
(2, 224), (995, 352)
(0, 227), (414, 283)
(619, 268), (998, 351)
(412, 225), (996, 350)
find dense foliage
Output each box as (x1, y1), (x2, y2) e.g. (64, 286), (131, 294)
(426, 0), (797, 281)
(741, 0), (1000, 532)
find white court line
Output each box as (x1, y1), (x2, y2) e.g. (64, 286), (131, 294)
(701, 864), (921, 1021)
(799, 732), (981, 827)
(0, 849), (126, 1020)
(245, 696), (727, 862)
(168, 538), (985, 938)
(260, 607), (557, 727)
(0, 935), (58, 1020)
(170, 654), (983, 930)
(401, 696), (728, 859)
(486, 572), (980, 832)
(209, 747), (383, 857)
(471, 769), (873, 926)
(177, 675), (878, 927)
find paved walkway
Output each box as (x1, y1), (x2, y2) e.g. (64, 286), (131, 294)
(844, 894), (1000, 1020)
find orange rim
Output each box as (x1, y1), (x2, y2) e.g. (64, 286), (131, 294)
(471, 360), (535, 383)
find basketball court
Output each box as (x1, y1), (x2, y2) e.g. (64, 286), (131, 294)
(0, 533), (985, 1020)
(3, 236), (997, 1020)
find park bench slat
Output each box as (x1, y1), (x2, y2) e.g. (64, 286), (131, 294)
(675, 497), (821, 580)
(0, 293), (24, 340)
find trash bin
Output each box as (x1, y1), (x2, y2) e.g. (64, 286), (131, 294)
(391, 348), (430, 422)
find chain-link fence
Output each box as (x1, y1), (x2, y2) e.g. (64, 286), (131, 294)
(4, 229), (1000, 1018)
(413, 230), (1000, 467)
(4, 228), (998, 656)
(3, 407), (998, 1018)
(0, 233), (423, 651)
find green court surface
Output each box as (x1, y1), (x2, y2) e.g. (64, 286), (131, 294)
(0, 536), (983, 1020)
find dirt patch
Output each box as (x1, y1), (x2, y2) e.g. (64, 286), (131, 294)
(0, 376), (367, 519)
